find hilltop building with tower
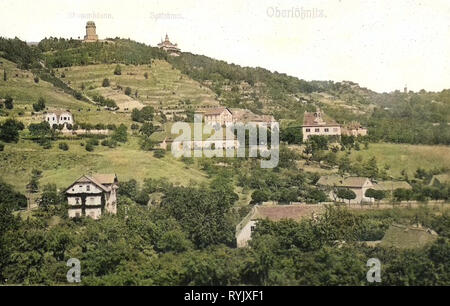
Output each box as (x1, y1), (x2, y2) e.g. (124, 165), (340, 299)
(157, 34), (181, 56)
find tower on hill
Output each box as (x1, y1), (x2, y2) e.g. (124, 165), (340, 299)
(157, 34), (181, 56)
(84, 21), (99, 43)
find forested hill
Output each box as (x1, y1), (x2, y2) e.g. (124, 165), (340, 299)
(1, 36), (450, 144)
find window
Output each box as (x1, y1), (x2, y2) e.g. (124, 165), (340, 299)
(75, 198), (80, 205)
(306, 128), (310, 132)
(250, 226), (256, 232)
(315, 128), (320, 132)
(325, 128), (329, 132)
(86, 185), (90, 192)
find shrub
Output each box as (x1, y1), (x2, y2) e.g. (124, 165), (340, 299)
(33, 97), (46, 112)
(34, 76), (39, 83)
(85, 143), (94, 152)
(42, 140), (52, 149)
(87, 138), (99, 146)
(4, 96), (13, 109)
(0, 142), (4, 151)
(125, 87), (132, 96)
(58, 142), (69, 151)
(102, 78), (110, 87)
(153, 149), (165, 158)
(114, 64), (122, 75)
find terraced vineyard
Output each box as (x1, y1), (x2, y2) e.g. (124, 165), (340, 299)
(62, 60), (220, 112)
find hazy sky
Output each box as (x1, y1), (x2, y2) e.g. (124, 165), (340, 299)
(1, 0), (449, 93)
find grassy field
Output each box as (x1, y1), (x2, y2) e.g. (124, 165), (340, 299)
(0, 136), (208, 193)
(347, 143), (450, 178)
(62, 60), (219, 111)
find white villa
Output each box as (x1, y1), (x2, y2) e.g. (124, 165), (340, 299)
(65, 174), (119, 220)
(302, 109), (341, 141)
(44, 110), (74, 126)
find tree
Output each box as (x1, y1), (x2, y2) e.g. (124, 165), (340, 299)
(118, 179), (138, 199)
(4, 95), (13, 109)
(28, 121), (53, 146)
(336, 188), (356, 204)
(3, 70), (6, 81)
(161, 186), (236, 248)
(139, 122), (156, 137)
(33, 97), (46, 112)
(281, 126), (302, 144)
(0, 180), (27, 210)
(251, 189), (270, 204)
(114, 64), (122, 75)
(27, 169), (42, 193)
(365, 188), (385, 205)
(124, 87), (132, 96)
(0, 119), (24, 143)
(307, 188), (328, 203)
(364, 157), (379, 179)
(112, 124), (128, 143)
(393, 188), (412, 202)
(0, 142), (4, 151)
(39, 184), (61, 209)
(338, 155), (351, 175)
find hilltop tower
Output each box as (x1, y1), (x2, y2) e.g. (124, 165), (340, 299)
(157, 33), (181, 56)
(84, 21), (99, 42)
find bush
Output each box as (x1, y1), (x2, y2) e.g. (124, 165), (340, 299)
(85, 143), (94, 152)
(114, 64), (122, 75)
(34, 76), (39, 83)
(58, 142), (69, 151)
(87, 138), (100, 146)
(4, 95), (13, 109)
(33, 97), (46, 112)
(42, 140), (52, 149)
(102, 78), (110, 87)
(101, 138), (117, 148)
(0, 142), (4, 151)
(153, 149), (166, 158)
(124, 87), (132, 96)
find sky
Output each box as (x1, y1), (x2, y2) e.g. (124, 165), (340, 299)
(0, 0), (449, 93)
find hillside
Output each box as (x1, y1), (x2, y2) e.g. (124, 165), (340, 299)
(62, 60), (219, 112)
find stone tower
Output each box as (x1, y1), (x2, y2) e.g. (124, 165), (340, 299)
(84, 21), (98, 42)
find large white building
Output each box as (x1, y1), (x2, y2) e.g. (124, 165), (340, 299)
(302, 109), (341, 141)
(44, 110), (74, 127)
(65, 174), (118, 220)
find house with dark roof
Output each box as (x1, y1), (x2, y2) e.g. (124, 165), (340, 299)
(196, 107), (233, 127)
(317, 175), (373, 204)
(65, 174), (119, 219)
(302, 109), (341, 141)
(236, 204), (324, 247)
